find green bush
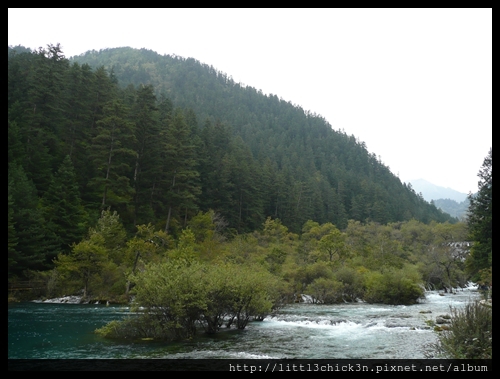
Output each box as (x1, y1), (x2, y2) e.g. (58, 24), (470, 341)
(363, 265), (425, 305)
(333, 266), (365, 302)
(285, 261), (334, 293)
(432, 299), (492, 359)
(306, 277), (343, 304)
(95, 260), (281, 340)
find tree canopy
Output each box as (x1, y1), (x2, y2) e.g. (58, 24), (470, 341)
(8, 44), (461, 283)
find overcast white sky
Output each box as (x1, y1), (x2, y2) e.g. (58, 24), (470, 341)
(8, 8), (491, 194)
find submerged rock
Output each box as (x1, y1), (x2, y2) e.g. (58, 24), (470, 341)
(435, 314), (451, 324)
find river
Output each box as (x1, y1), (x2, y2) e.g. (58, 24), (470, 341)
(8, 283), (482, 363)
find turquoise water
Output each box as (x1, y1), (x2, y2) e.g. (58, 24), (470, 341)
(8, 287), (481, 360)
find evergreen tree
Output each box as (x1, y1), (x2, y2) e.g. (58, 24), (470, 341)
(130, 84), (163, 226)
(23, 44), (69, 195)
(8, 193), (19, 278)
(8, 163), (58, 276)
(197, 119), (233, 218)
(88, 99), (137, 223)
(225, 136), (264, 233)
(8, 118), (26, 167)
(89, 66), (117, 133)
(41, 155), (89, 256)
(8, 46), (33, 108)
(159, 108), (200, 234)
(465, 148), (492, 283)
(89, 209), (128, 265)
(61, 62), (95, 159)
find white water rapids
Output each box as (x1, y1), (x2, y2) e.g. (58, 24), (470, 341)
(9, 284), (481, 359)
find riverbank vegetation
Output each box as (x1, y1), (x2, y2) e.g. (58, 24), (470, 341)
(22, 210), (469, 305)
(430, 299), (492, 359)
(87, 212), (471, 340)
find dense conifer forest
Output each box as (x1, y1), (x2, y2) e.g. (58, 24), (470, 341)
(9, 45), (490, 314)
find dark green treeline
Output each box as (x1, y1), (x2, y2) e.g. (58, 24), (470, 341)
(8, 44), (454, 278)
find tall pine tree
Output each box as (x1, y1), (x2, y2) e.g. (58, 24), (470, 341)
(88, 99), (137, 224)
(159, 108), (200, 234)
(41, 155), (89, 256)
(465, 148), (492, 283)
(130, 85), (162, 226)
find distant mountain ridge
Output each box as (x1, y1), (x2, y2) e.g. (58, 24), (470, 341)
(409, 179), (470, 220)
(432, 198), (469, 220)
(409, 179), (468, 203)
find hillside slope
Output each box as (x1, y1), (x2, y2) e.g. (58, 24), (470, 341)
(71, 47), (456, 231)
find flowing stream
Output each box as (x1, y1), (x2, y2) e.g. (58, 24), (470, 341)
(8, 284), (481, 360)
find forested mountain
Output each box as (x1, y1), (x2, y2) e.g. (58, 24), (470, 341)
(71, 47), (455, 226)
(8, 44), (456, 278)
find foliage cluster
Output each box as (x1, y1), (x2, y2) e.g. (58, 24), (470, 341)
(43, 211), (471, 307)
(431, 300), (492, 359)
(96, 260), (281, 340)
(363, 265), (424, 305)
(90, 213), (473, 341)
